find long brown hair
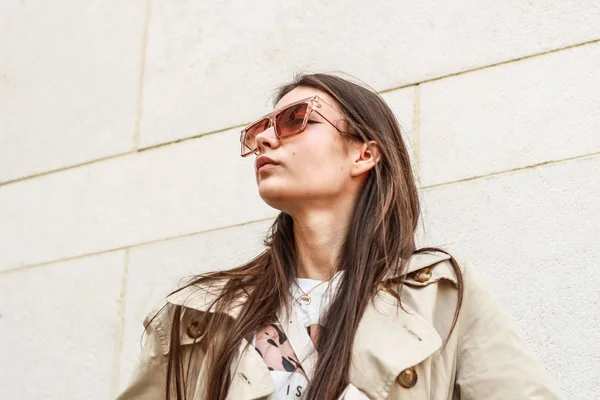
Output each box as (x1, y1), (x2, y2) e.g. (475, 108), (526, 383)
(155, 72), (464, 399)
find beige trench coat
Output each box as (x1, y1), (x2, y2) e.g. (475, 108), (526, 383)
(117, 251), (563, 400)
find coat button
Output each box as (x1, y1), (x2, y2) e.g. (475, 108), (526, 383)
(186, 321), (203, 339)
(413, 267), (432, 283)
(397, 367), (418, 388)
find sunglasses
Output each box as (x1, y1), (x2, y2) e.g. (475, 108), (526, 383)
(239, 95), (343, 157)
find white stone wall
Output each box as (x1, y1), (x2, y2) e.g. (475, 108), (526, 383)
(1, 1), (598, 398)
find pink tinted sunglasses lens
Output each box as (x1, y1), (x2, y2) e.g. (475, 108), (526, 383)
(242, 102), (310, 155)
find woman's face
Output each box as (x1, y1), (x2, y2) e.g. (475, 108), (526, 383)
(254, 86), (362, 213)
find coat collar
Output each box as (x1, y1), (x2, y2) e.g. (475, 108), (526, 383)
(404, 250), (453, 276)
(166, 251), (453, 316)
(166, 251), (452, 399)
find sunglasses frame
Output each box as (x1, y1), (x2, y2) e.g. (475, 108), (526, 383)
(239, 95), (344, 157)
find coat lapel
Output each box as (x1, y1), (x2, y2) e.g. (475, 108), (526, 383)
(225, 339), (275, 400)
(167, 282), (274, 399)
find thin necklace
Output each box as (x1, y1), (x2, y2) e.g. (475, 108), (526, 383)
(295, 278), (330, 305)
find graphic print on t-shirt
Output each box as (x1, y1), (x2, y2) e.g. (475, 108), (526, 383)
(255, 322), (321, 398)
(254, 322), (321, 377)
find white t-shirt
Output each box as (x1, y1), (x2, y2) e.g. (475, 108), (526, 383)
(252, 271), (344, 399)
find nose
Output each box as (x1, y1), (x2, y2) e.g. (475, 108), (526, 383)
(255, 124), (280, 153)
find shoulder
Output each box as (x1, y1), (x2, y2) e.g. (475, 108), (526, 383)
(401, 248), (468, 288)
(142, 278), (233, 355)
(406, 249), (492, 301)
(391, 249), (472, 337)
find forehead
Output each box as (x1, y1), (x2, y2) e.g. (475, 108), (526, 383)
(274, 86), (339, 111)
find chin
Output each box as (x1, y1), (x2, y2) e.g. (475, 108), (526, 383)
(257, 184), (288, 210)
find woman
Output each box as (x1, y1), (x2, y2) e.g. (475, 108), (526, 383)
(117, 73), (562, 400)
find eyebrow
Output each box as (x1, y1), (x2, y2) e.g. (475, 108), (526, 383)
(272, 97), (312, 112)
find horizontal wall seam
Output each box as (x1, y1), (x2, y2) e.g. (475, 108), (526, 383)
(421, 151), (600, 191)
(379, 37), (600, 94)
(0, 150), (136, 186)
(0, 217), (274, 275)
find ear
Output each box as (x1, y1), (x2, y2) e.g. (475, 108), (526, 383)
(350, 140), (381, 177)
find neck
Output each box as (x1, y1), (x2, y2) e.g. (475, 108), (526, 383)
(290, 203), (354, 281)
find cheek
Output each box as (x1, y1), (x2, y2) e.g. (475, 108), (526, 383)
(292, 140), (348, 184)
(294, 130), (344, 165)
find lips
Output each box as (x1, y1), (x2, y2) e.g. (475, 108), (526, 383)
(256, 156), (280, 172)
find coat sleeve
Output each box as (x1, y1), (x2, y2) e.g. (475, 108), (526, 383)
(116, 309), (168, 400)
(455, 261), (564, 399)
